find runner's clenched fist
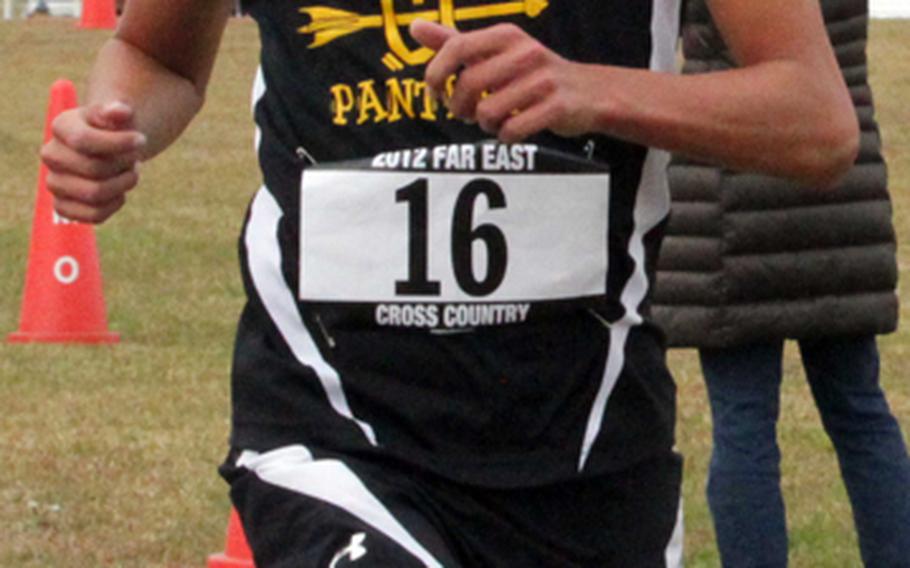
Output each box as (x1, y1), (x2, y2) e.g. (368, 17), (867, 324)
(40, 101), (146, 223)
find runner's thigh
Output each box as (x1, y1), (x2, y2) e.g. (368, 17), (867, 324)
(222, 445), (460, 568)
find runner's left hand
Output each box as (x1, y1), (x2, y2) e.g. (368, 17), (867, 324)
(410, 18), (599, 142)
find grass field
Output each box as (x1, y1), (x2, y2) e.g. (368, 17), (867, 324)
(1, 16), (908, 567)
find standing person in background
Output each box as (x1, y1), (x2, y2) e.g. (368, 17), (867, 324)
(653, 0), (910, 566)
(39, 0), (858, 565)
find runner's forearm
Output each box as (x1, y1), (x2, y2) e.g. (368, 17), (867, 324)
(85, 38), (206, 160)
(85, 0), (231, 160)
(588, 59), (858, 187)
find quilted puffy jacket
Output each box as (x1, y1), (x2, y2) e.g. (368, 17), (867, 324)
(651, 0), (898, 348)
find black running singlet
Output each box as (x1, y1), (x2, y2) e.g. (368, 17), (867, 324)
(230, 0), (682, 487)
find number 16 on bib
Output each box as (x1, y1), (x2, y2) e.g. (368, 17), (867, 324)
(299, 169), (610, 313)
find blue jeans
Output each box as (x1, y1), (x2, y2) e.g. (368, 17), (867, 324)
(700, 335), (910, 567)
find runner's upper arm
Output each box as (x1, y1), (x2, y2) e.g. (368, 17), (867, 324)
(706, 0), (859, 183)
(115, 0), (234, 97)
(709, 0), (826, 61)
(705, 0), (850, 110)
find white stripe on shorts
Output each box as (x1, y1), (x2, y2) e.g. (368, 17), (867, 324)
(237, 445), (444, 568)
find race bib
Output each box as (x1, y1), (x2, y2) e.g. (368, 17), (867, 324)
(299, 143), (610, 329)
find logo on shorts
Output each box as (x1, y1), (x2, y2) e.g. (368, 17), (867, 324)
(329, 532), (368, 567)
(299, 0), (550, 68)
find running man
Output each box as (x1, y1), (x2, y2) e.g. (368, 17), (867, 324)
(40, 0), (857, 565)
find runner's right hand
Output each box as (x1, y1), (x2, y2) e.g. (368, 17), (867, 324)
(40, 101), (146, 224)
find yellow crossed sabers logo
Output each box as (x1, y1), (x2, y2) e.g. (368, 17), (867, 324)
(299, 0), (549, 67)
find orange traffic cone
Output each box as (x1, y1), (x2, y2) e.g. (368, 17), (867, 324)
(78, 0), (116, 29)
(208, 507), (256, 567)
(7, 79), (120, 345)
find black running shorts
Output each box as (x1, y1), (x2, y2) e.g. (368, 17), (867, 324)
(220, 445), (683, 567)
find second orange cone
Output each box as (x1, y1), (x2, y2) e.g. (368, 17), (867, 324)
(208, 507), (256, 567)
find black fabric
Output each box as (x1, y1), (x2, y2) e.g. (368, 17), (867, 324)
(230, 294), (678, 487)
(221, 447), (683, 567)
(651, 0), (899, 348)
(228, 1), (681, 488)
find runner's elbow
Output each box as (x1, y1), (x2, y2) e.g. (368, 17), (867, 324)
(793, 111), (859, 190)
